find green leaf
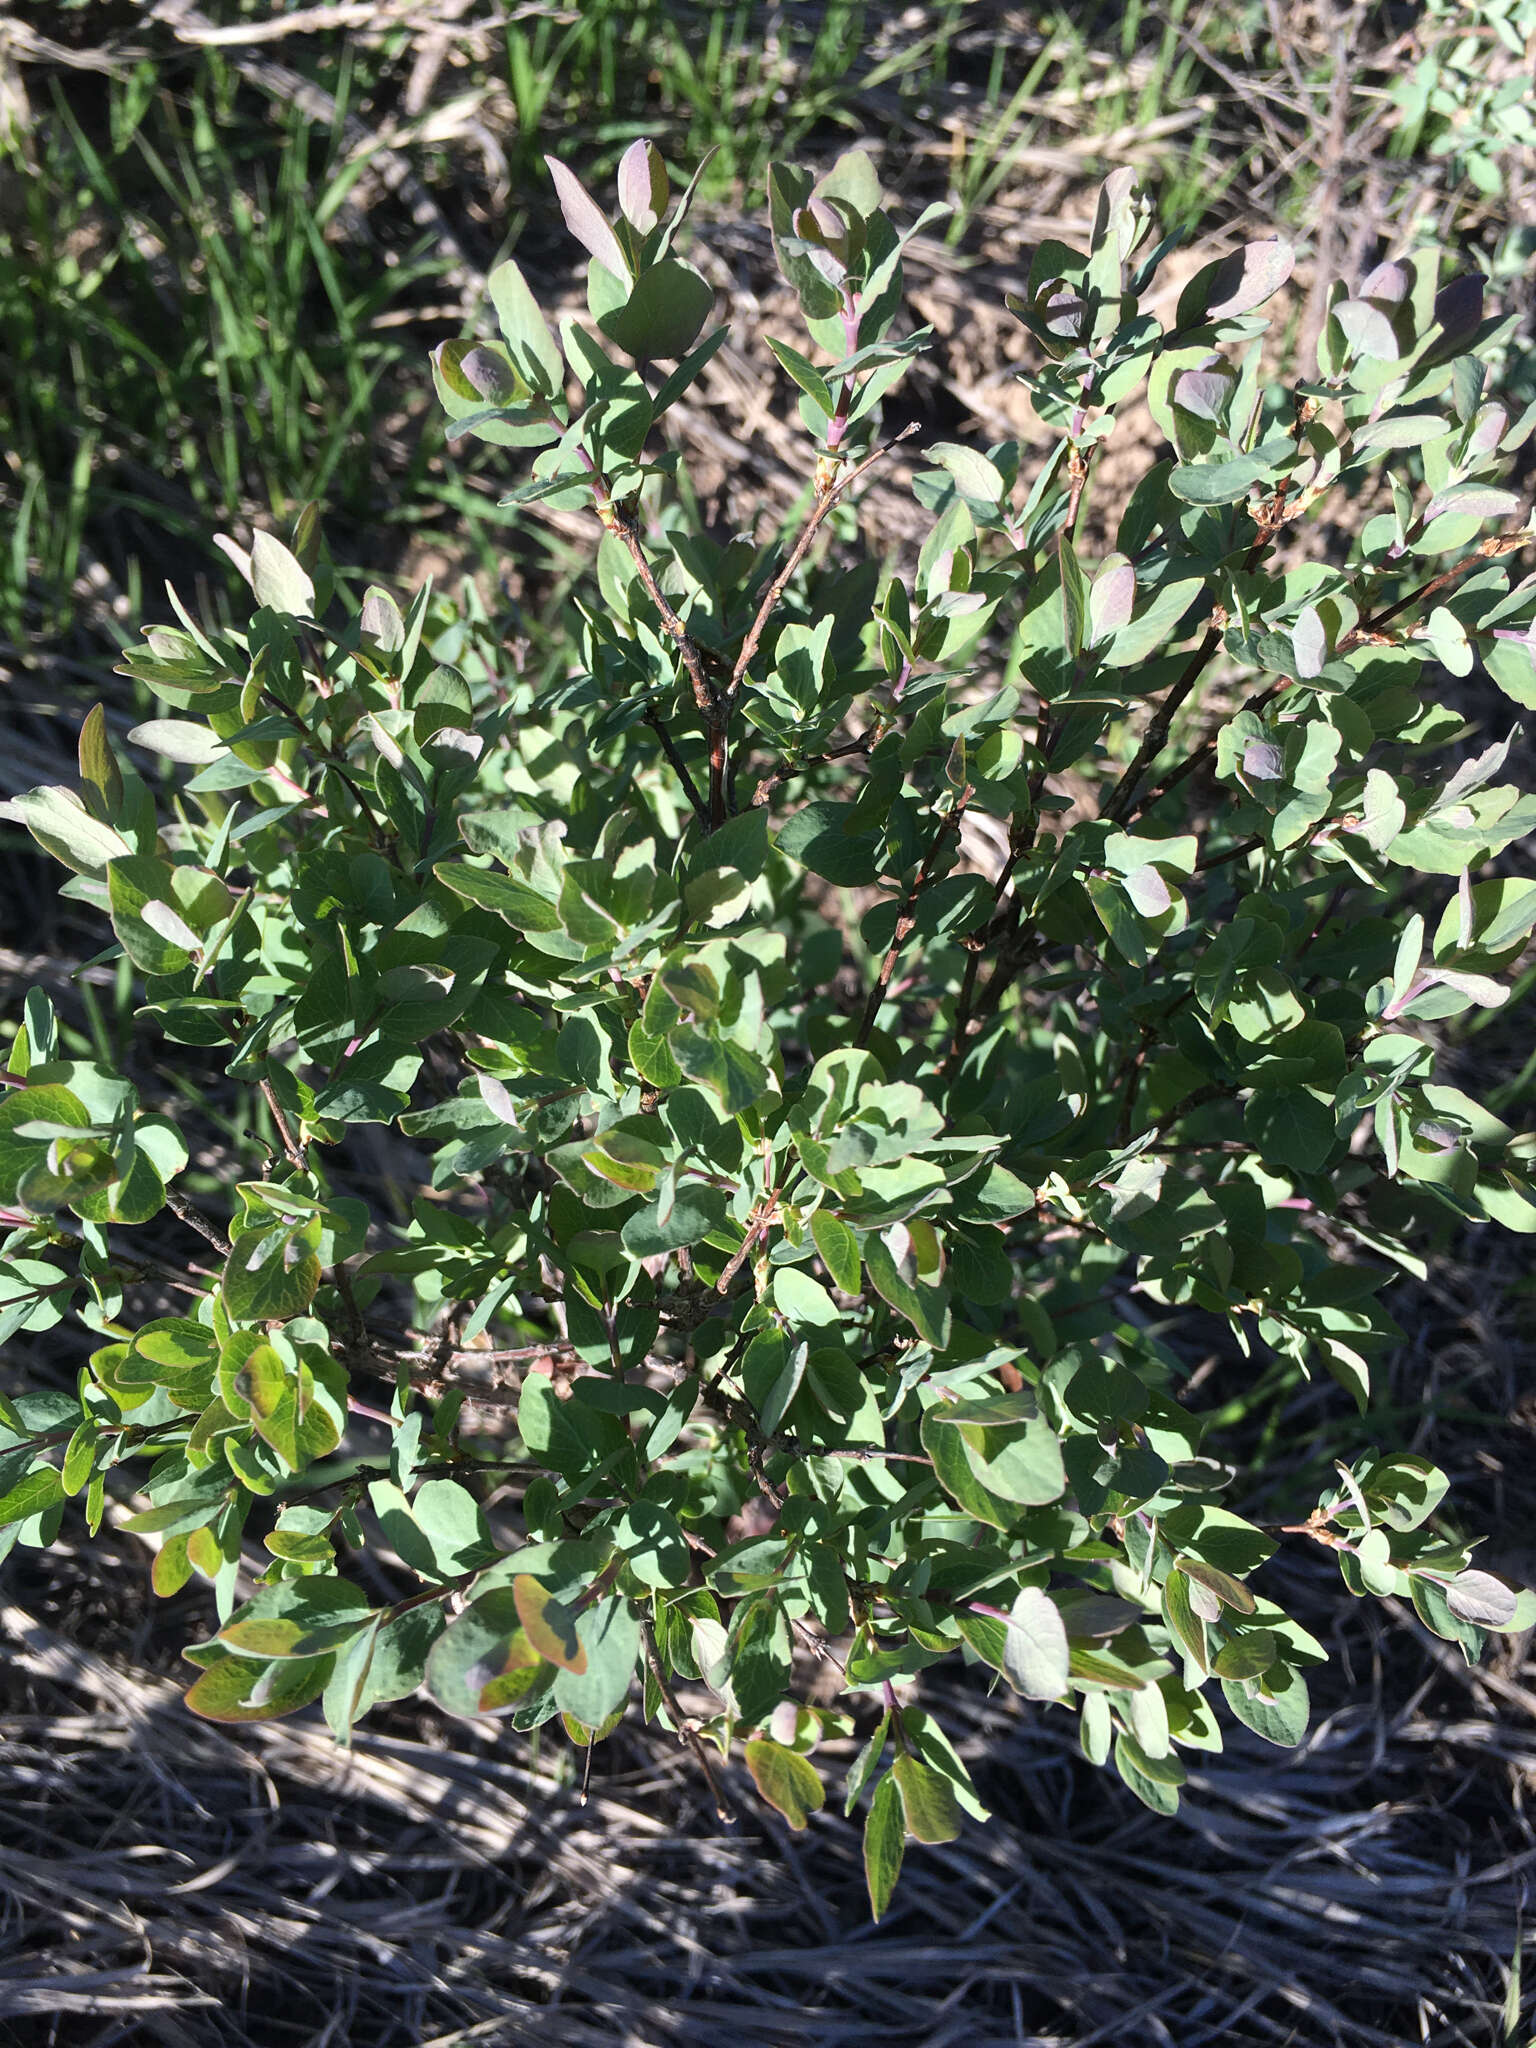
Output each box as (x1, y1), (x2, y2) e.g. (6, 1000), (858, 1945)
(765, 336), (834, 416)
(1443, 1568), (1520, 1629)
(729, 1594), (793, 1727)
(583, 1128), (667, 1193)
(611, 1500), (689, 1589)
(1161, 1505), (1275, 1576)
(599, 259), (715, 360)
(434, 861), (564, 933)
(621, 1184), (729, 1257)
(1361, 1453), (1448, 1531)
(1175, 240), (1294, 326)
(78, 703), (123, 815)
(0, 1465), (65, 1530)
(957, 1416), (1065, 1508)
(1114, 1733), (1181, 1814)
(745, 1738), (827, 1830)
(959, 1164), (1038, 1223)
(772, 1265), (841, 1328)
(1002, 1586), (1070, 1699)
(1243, 1088), (1336, 1172)
(517, 1374), (628, 1477)
(929, 441), (1007, 509)
(1351, 413), (1454, 455)
(425, 1588), (549, 1718)
(552, 1595), (640, 1726)
(1222, 1663), (1309, 1746)
(810, 1210), (861, 1294)
(628, 1019), (683, 1089)
(1211, 1629), (1278, 1680)
(864, 1772), (905, 1921)
(234, 1339), (299, 1469)
(357, 1605), (447, 1714)
(1168, 446), (1285, 504)
(1174, 1557), (1257, 1614)
(1162, 1567), (1208, 1673)
(249, 531), (315, 619)
(670, 1028), (771, 1114)
(407, 1478), (499, 1578)
(921, 1406), (1025, 1531)
(218, 1577), (374, 1660)
(488, 256), (564, 395)
(546, 153), (628, 278)
(776, 801), (881, 885)
(184, 1650), (334, 1723)
(892, 1752), (962, 1844)
(863, 1227), (951, 1348)
(222, 1222), (322, 1322)
(7, 785), (131, 876)
(514, 1574), (587, 1671)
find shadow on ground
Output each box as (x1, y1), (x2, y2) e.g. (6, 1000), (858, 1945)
(2, 1537), (1531, 2048)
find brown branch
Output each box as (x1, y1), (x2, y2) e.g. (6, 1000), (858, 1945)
(642, 706), (710, 831)
(1194, 831), (1265, 873)
(856, 798), (967, 1049)
(164, 1188), (231, 1257)
(942, 814), (1037, 1072)
(716, 1200), (778, 1297)
(606, 508), (716, 724)
(748, 731), (874, 810)
(728, 427), (920, 701)
(1343, 531), (1529, 646)
(1102, 457), (1311, 826)
(595, 485), (725, 830)
(405, 1340), (579, 1370)
(1063, 420), (1099, 540)
(259, 1077), (308, 1172)
(1139, 671), (1294, 813)
(259, 684), (386, 846)
(808, 1446), (935, 1468)
(1098, 619), (1226, 825)
(967, 923), (1049, 1033)
(1146, 1079), (1227, 1141)
(641, 1620), (735, 1822)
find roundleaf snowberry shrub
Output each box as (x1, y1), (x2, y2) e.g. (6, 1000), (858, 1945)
(4, 148), (1536, 1915)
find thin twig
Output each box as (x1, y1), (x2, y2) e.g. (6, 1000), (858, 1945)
(728, 428), (919, 701)
(640, 1620), (735, 1822)
(259, 685), (386, 846)
(856, 798), (967, 1048)
(748, 732), (874, 809)
(602, 502), (725, 826)
(163, 1189), (231, 1257)
(403, 1340), (579, 1370)
(1344, 532), (1530, 646)
(606, 510), (716, 724)
(1098, 619), (1225, 825)
(1104, 461), (1309, 825)
(1140, 671), (1293, 812)
(716, 1198), (778, 1297)
(942, 815), (1035, 1071)
(1194, 831), (1264, 873)
(643, 706), (711, 831)
(259, 1078), (309, 1172)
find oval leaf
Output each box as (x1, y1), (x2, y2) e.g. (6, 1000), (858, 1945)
(892, 1752), (963, 1845)
(745, 1738), (826, 1831)
(1002, 1586), (1070, 1699)
(864, 1771), (905, 1922)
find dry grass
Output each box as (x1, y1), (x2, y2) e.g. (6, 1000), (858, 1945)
(2, 1527), (1534, 2048)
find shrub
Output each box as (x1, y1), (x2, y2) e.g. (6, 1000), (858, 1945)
(3, 146), (1535, 1916)
(1389, 0), (1536, 202)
